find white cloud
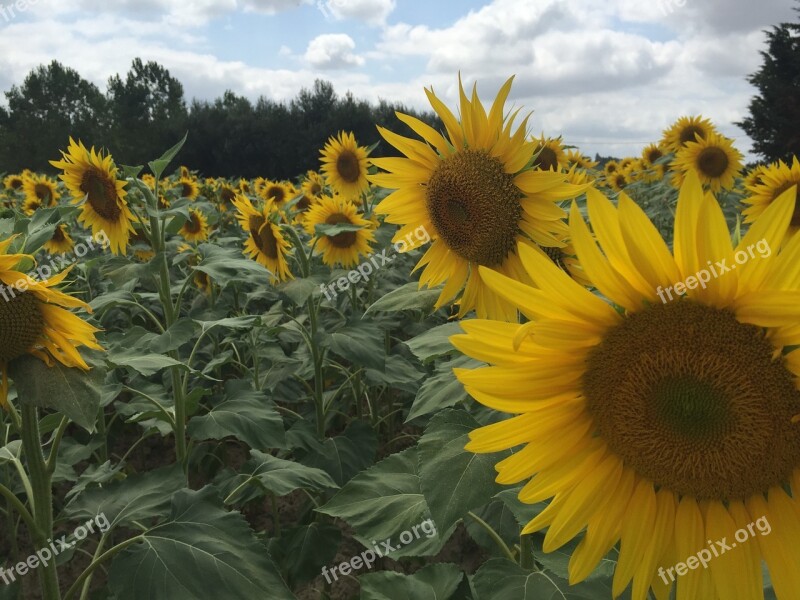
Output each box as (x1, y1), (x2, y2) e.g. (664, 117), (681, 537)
(304, 34), (365, 69)
(322, 0), (395, 25)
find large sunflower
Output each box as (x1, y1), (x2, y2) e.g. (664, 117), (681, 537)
(50, 138), (134, 255)
(0, 237), (102, 407)
(179, 208), (210, 243)
(671, 132), (743, 192)
(304, 195), (375, 268)
(232, 194), (292, 283)
(370, 76), (585, 320)
(452, 172), (800, 600)
(743, 156), (800, 234)
(662, 115), (717, 153)
(320, 131), (370, 199)
(22, 174), (60, 214)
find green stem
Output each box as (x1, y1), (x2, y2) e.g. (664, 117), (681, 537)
(467, 511), (515, 562)
(63, 536), (143, 600)
(519, 533), (534, 570)
(0, 482), (40, 539)
(46, 416), (70, 474)
(20, 403), (60, 599)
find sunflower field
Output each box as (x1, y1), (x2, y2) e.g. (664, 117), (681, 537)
(0, 76), (799, 600)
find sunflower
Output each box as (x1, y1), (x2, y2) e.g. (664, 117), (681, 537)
(370, 76), (585, 320)
(302, 170), (326, 198)
(662, 115), (717, 153)
(642, 143), (666, 167)
(261, 181), (292, 207)
(233, 194), (292, 283)
(304, 195), (374, 268)
(22, 174), (60, 214)
(532, 136), (567, 172)
(50, 138), (134, 255)
(452, 172), (800, 600)
(3, 174), (24, 192)
(565, 149), (598, 170)
(193, 270), (212, 295)
(320, 131), (370, 199)
(608, 171), (629, 192)
(604, 160), (620, 176)
(743, 164), (768, 190)
(0, 236), (102, 407)
(671, 133), (743, 192)
(179, 209), (209, 243)
(175, 177), (199, 200)
(43, 224), (74, 255)
(238, 178), (252, 195)
(743, 156), (800, 234)
(141, 174), (156, 190)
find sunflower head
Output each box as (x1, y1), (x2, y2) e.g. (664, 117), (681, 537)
(304, 194), (375, 268)
(603, 160), (620, 176)
(175, 177), (199, 201)
(532, 137), (567, 172)
(43, 224), (75, 255)
(302, 170), (326, 198)
(565, 149), (598, 170)
(22, 174), (60, 213)
(320, 131), (370, 199)
(671, 132), (743, 192)
(641, 143), (666, 166)
(3, 174), (25, 192)
(233, 193), (293, 283)
(662, 115), (717, 153)
(743, 156), (800, 231)
(179, 208), (209, 243)
(261, 181), (292, 207)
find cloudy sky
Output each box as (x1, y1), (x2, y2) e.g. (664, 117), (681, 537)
(0, 0), (794, 160)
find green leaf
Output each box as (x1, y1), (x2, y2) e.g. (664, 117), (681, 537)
(147, 132), (188, 180)
(403, 322), (464, 363)
(407, 356), (478, 422)
(364, 282), (442, 315)
(269, 522), (341, 586)
(360, 563), (464, 600)
(418, 410), (511, 534)
(195, 315), (259, 333)
(120, 164), (144, 179)
(62, 465), (186, 529)
(471, 559), (612, 600)
(188, 381), (286, 450)
(329, 323), (386, 371)
(314, 222), (364, 237)
(149, 319), (197, 354)
(194, 243), (271, 283)
(279, 275), (328, 306)
(494, 488), (547, 528)
(8, 355), (104, 432)
(107, 352), (187, 377)
(301, 421), (377, 486)
(318, 448), (453, 558)
(107, 486), (293, 600)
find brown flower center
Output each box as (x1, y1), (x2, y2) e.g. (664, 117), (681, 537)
(679, 125), (705, 146)
(325, 213), (357, 248)
(533, 147), (559, 171)
(696, 147), (729, 178)
(80, 167), (121, 221)
(336, 151), (361, 183)
(0, 292), (44, 362)
(248, 215), (279, 259)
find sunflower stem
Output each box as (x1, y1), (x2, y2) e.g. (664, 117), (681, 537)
(519, 533), (534, 570)
(467, 511), (515, 562)
(20, 402), (61, 599)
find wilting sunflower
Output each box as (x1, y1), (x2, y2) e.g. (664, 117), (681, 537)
(3, 174), (24, 192)
(233, 194), (292, 283)
(370, 76), (585, 320)
(304, 195), (374, 268)
(452, 172), (800, 600)
(179, 209), (209, 243)
(0, 236), (102, 407)
(175, 177), (199, 200)
(320, 131), (370, 199)
(662, 115), (717, 153)
(22, 174), (60, 214)
(50, 138), (134, 255)
(743, 156), (800, 235)
(532, 137), (567, 172)
(671, 132), (743, 192)
(43, 224), (74, 254)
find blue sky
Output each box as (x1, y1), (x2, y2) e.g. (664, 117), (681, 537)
(0, 0), (795, 160)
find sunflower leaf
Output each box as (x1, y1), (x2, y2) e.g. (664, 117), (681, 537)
(147, 132), (188, 180)
(314, 222), (364, 237)
(364, 282), (443, 315)
(359, 563), (464, 600)
(471, 558), (614, 599)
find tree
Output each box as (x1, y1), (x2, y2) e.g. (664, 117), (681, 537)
(737, 3), (800, 162)
(0, 61), (109, 172)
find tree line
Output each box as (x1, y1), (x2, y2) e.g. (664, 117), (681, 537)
(0, 59), (441, 179)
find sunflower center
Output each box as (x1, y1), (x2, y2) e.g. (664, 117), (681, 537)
(80, 167), (121, 221)
(34, 183), (52, 203)
(181, 183), (193, 197)
(220, 188), (236, 204)
(249, 215), (279, 259)
(646, 149), (663, 163)
(52, 227), (66, 243)
(184, 214), (202, 234)
(679, 126), (705, 145)
(533, 147), (559, 171)
(10, 178), (23, 190)
(583, 300), (800, 500)
(542, 246), (566, 272)
(0, 292), (44, 362)
(325, 213), (357, 248)
(310, 182), (322, 195)
(267, 187), (286, 204)
(297, 195), (311, 211)
(336, 151), (361, 183)
(426, 149), (522, 267)
(697, 147), (729, 178)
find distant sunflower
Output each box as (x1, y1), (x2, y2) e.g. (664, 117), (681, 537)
(743, 164), (767, 189)
(22, 174), (60, 214)
(233, 194), (292, 283)
(239, 178), (252, 195)
(180, 209), (209, 243)
(302, 170), (326, 198)
(194, 270), (212, 295)
(608, 171), (629, 192)
(141, 174), (156, 189)
(743, 156), (800, 233)
(50, 138), (134, 255)
(641, 143), (665, 167)
(320, 131), (370, 199)
(0, 236), (102, 407)
(262, 181), (292, 207)
(304, 195), (374, 268)
(175, 177), (199, 200)
(532, 137), (567, 171)
(370, 76), (585, 320)
(3, 174), (24, 192)
(453, 173), (800, 600)
(603, 160), (620, 176)
(179, 166), (191, 179)
(565, 150), (598, 170)
(43, 224), (74, 255)
(672, 133), (743, 192)
(662, 115), (717, 152)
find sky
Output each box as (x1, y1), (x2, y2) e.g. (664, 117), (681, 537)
(0, 0), (795, 161)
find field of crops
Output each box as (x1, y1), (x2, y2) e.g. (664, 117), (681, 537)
(1, 76), (799, 600)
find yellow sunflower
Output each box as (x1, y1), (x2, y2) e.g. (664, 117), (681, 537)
(3, 174), (24, 192)
(320, 131), (370, 199)
(179, 209), (209, 243)
(370, 76), (585, 320)
(50, 138), (134, 255)
(233, 194), (293, 283)
(642, 143), (666, 167)
(532, 137), (567, 172)
(671, 133), (743, 192)
(304, 195), (375, 268)
(565, 149), (598, 170)
(141, 174), (156, 190)
(662, 115), (717, 153)
(239, 178), (253, 195)
(0, 236), (102, 407)
(302, 170), (326, 198)
(743, 156), (800, 234)
(22, 174), (60, 214)
(604, 160), (620, 176)
(43, 224), (74, 255)
(452, 171), (800, 600)
(608, 171), (630, 192)
(261, 181), (292, 207)
(743, 164), (768, 190)
(175, 177), (199, 200)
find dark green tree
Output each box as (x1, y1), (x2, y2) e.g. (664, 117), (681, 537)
(738, 4), (800, 161)
(0, 61), (109, 172)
